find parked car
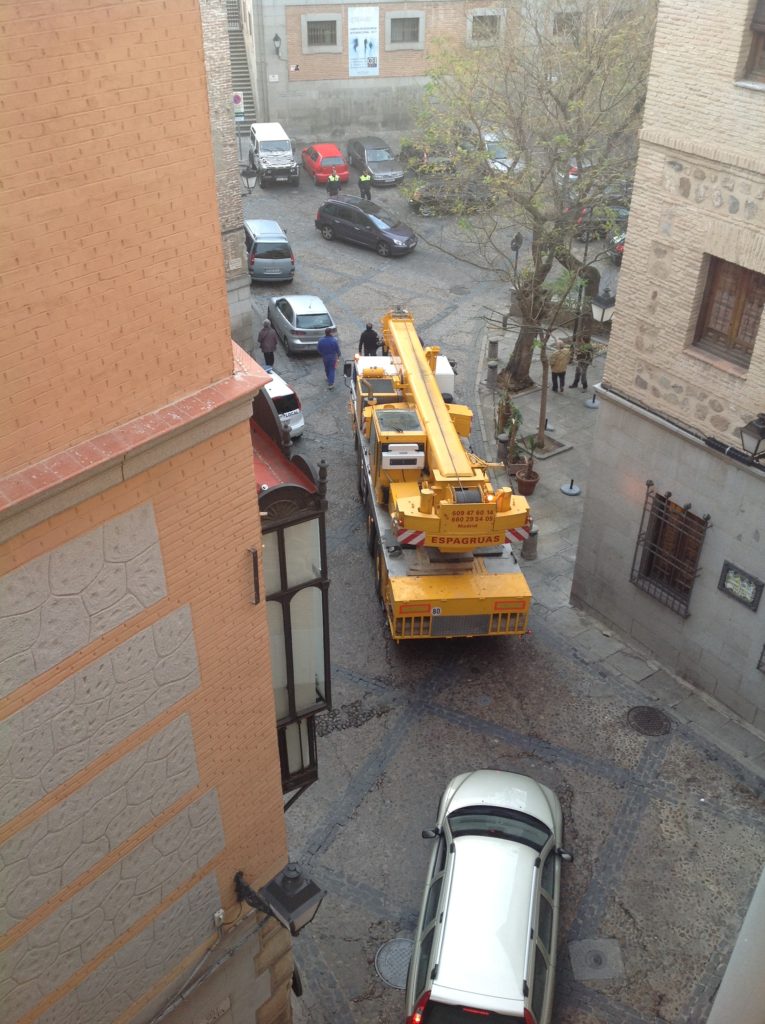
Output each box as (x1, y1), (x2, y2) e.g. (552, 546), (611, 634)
(482, 130), (524, 175)
(266, 295), (336, 354)
(405, 769), (573, 1024)
(609, 230), (626, 265)
(243, 219), (295, 282)
(408, 160), (494, 216)
(557, 155), (595, 183)
(569, 201), (630, 241)
(301, 143), (350, 185)
(398, 139), (453, 172)
(261, 370), (304, 438)
(346, 136), (404, 185)
(315, 196), (417, 257)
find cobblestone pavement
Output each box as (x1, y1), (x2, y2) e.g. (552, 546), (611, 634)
(240, 159), (765, 1024)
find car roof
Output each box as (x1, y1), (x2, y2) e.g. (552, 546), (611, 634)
(322, 196), (385, 215)
(354, 136), (389, 148)
(262, 370), (296, 400)
(309, 143), (344, 157)
(271, 294), (331, 315)
(432, 835), (533, 1016)
(244, 219), (286, 236)
(444, 770), (557, 831)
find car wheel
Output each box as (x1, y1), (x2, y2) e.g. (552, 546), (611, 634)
(376, 240), (391, 257)
(321, 225), (335, 241)
(258, 173), (266, 189)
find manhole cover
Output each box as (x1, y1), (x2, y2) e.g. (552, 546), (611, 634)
(569, 938), (625, 981)
(375, 937), (413, 989)
(627, 705), (672, 736)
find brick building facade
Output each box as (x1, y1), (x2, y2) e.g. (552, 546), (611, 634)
(1, 2), (296, 1022)
(572, 0), (765, 726)
(242, 0), (508, 134)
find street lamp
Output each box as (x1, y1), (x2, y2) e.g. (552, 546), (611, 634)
(591, 287), (616, 324)
(273, 33), (282, 56)
(739, 413), (765, 462)
(241, 167), (258, 194)
(235, 864), (325, 936)
(510, 232), (523, 277)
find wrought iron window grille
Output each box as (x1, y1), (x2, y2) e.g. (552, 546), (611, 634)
(630, 481), (711, 617)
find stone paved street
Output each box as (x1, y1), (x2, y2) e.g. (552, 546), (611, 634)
(240, 159), (765, 1024)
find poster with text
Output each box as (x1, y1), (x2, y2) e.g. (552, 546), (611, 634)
(348, 7), (379, 77)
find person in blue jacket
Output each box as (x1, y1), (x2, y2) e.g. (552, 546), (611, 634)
(317, 328), (342, 389)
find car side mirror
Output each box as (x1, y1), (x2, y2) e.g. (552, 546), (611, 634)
(421, 827), (441, 840)
(557, 847), (574, 863)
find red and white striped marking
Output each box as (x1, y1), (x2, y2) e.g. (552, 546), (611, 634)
(397, 529), (426, 546)
(505, 527), (530, 543)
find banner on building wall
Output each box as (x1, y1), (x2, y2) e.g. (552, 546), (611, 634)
(348, 7), (379, 77)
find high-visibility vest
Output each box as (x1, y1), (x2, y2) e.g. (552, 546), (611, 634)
(359, 173), (371, 182)
(328, 173), (339, 182)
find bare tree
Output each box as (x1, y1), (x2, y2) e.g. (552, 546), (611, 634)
(409, 0), (657, 391)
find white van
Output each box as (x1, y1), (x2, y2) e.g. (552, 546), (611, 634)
(248, 122), (300, 187)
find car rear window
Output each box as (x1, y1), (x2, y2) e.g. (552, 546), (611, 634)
(272, 394), (300, 415)
(296, 313), (332, 329)
(320, 156), (344, 167)
(448, 806), (551, 851)
(423, 1003), (522, 1023)
(254, 241), (291, 258)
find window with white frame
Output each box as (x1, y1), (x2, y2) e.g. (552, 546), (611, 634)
(468, 8), (504, 45)
(385, 10), (424, 50)
(301, 13), (342, 53)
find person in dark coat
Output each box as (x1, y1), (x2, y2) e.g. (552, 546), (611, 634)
(359, 171), (372, 200)
(257, 319), (278, 370)
(358, 322), (381, 356)
(326, 171), (341, 197)
(569, 339), (594, 390)
(317, 328), (342, 388)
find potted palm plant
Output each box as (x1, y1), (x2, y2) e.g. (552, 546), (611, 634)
(495, 392), (527, 475)
(515, 436), (540, 495)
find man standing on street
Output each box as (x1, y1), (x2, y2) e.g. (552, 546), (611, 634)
(318, 328), (342, 389)
(359, 170), (372, 200)
(358, 322), (381, 356)
(569, 338), (594, 390)
(257, 319), (279, 371)
(326, 171), (341, 197)
(550, 338), (571, 393)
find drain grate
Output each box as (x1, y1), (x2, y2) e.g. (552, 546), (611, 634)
(627, 705), (672, 736)
(375, 937), (413, 989)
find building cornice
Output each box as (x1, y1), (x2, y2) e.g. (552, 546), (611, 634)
(0, 343), (269, 544)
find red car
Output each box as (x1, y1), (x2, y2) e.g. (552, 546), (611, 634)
(301, 143), (350, 185)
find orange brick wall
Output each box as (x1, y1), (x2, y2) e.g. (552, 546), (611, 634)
(0, 0), (234, 476)
(2, 422), (287, 1020)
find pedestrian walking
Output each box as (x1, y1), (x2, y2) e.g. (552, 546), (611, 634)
(318, 328), (342, 389)
(549, 338), (571, 393)
(359, 171), (372, 200)
(326, 171), (341, 197)
(358, 322), (381, 356)
(257, 318), (279, 370)
(569, 339), (594, 390)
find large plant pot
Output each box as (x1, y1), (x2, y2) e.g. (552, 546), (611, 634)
(505, 461), (528, 477)
(515, 470), (540, 496)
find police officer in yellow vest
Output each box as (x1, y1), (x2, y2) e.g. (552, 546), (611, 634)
(359, 170), (372, 200)
(326, 171), (341, 197)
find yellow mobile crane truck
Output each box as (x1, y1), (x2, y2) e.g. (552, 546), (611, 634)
(345, 306), (532, 640)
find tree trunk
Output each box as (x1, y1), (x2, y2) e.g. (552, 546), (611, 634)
(502, 322), (537, 390)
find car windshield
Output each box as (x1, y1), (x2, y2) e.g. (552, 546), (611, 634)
(367, 209), (400, 230)
(295, 313), (332, 329)
(486, 140), (510, 159)
(262, 141), (291, 154)
(367, 148), (393, 161)
(448, 805), (551, 851)
(321, 156), (344, 167)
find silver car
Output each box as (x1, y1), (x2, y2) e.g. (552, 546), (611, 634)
(405, 770), (573, 1024)
(347, 135), (404, 186)
(267, 295), (336, 354)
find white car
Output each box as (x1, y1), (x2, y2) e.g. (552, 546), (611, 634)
(267, 294), (336, 354)
(262, 370), (304, 438)
(405, 770), (573, 1024)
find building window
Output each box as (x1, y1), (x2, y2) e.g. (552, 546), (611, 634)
(694, 257), (765, 369)
(747, 0), (765, 82)
(385, 10), (424, 51)
(468, 9), (503, 45)
(301, 14), (342, 53)
(631, 484), (711, 617)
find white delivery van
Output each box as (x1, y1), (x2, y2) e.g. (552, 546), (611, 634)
(248, 122), (300, 187)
